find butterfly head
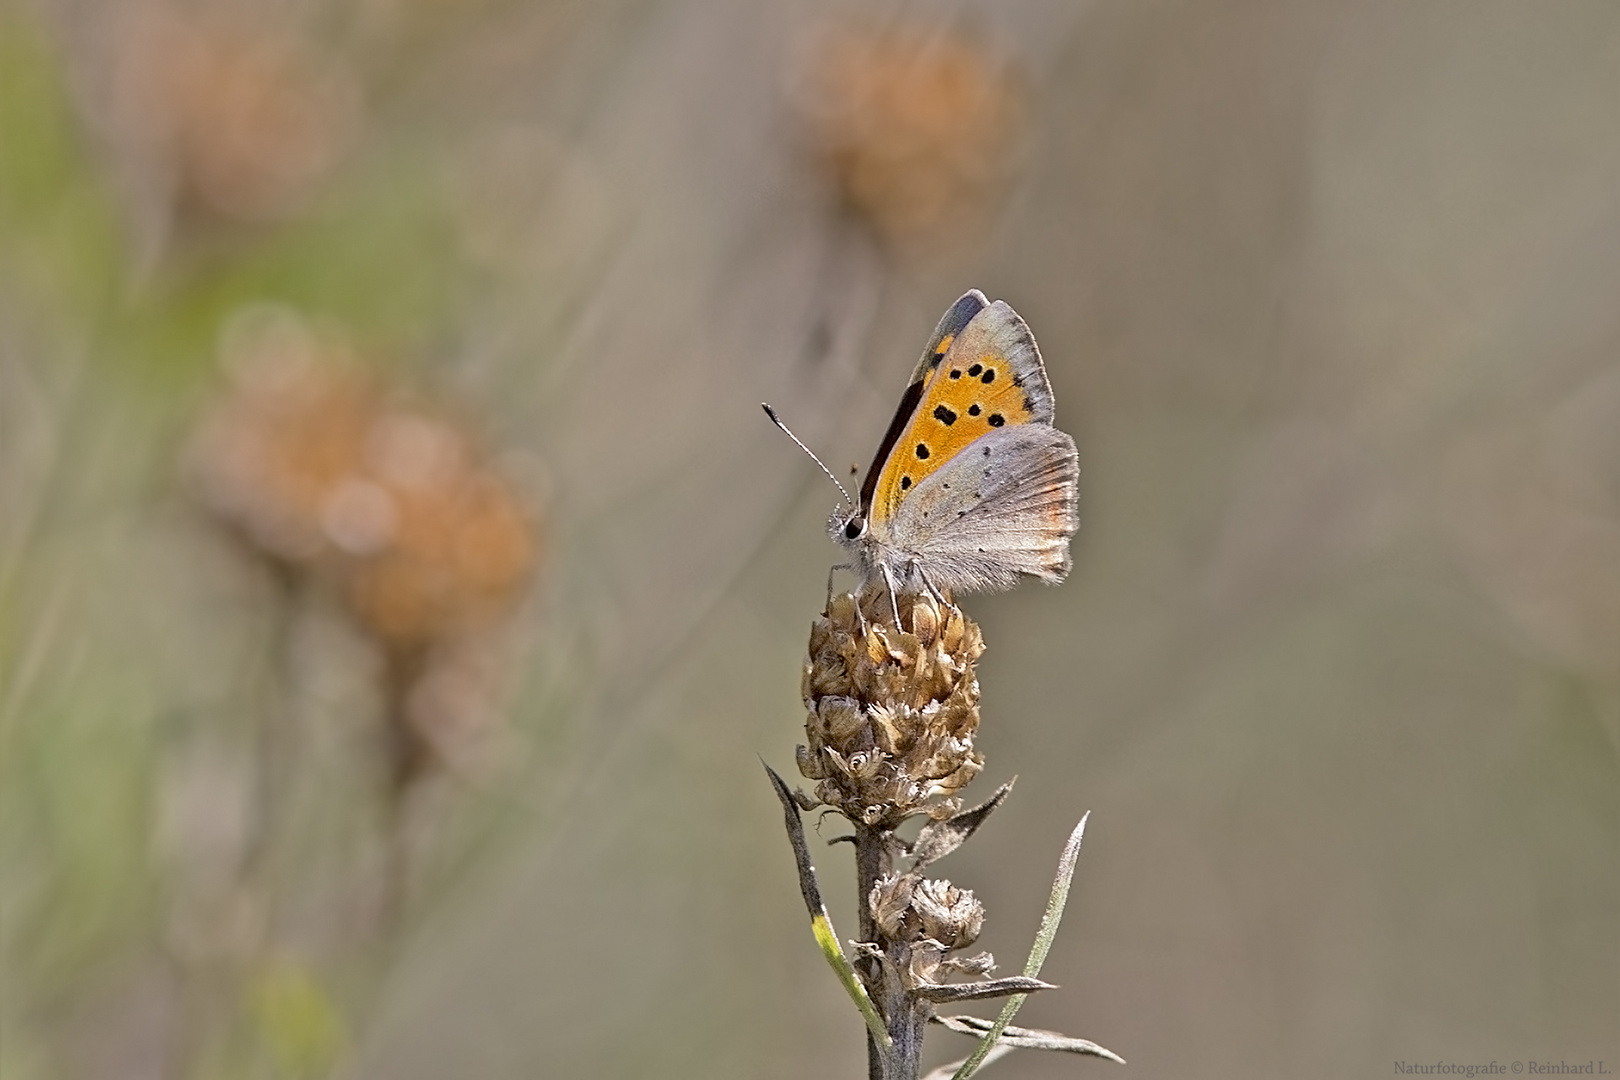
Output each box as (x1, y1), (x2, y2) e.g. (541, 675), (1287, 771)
(834, 506), (866, 542)
(829, 501), (876, 572)
(829, 499), (897, 598)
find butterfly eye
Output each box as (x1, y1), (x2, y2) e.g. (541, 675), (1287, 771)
(844, 515), (866, 540)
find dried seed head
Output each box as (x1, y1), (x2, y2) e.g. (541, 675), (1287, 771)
(799, 585), (984, 828)
(187, 311), (541, 782)
(189, 310), (541, 649)
(187, 318), (378, 565)
(101, 3), (359, 223)
(799, 23), (1024, 247)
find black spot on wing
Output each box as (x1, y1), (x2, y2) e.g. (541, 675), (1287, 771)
(968, 403), (981, 416)
(915, 443), (930, 460)
(949, 369), (963, 379)
(900, 476), (912, 490)
(933, 405), (957, 425)
(980, 368), (995, 384)
(967, 363), (983, 377)
(988, 414), (1005, 427)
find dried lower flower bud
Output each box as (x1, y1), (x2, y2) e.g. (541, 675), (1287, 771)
(870, 870), (989, 990)
(909, 877), (984, 950)
(871, 872), (985, 952)
(799, 585), (984, 827)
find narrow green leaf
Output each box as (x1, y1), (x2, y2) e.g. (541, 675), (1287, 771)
(951, 812), (1090, 1080)
(809, 912), (889, 1046)
(764, 764), (892, 1049)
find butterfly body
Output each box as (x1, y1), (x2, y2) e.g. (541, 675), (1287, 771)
(833, 290), (1079, 598)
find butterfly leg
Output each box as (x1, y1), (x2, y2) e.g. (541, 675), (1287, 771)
(879, 562), (903, 627)
(824, 563), (872, 632)
(824, 563), (852, 611)
(912, 560), (950, 608)
(907, 557), (961, 616)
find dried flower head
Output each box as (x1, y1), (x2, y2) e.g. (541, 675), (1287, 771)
(104, 3), (359, 222)
(188, 321), (376, 564)
(800, 24), (1024, 245)
(798, 585), (984, 828)
(189, 310), (540, 788)
(188, 311), (540, 648)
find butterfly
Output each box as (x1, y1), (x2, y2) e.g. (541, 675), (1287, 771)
(830, 289), (1079, 604)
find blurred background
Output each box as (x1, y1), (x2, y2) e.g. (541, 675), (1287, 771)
(2, 1), (1617, 1078)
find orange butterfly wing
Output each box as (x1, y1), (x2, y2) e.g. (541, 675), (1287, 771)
(865, 298), (1056, 531)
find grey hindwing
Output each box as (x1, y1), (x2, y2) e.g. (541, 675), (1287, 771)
(887, 425), (1079, 593)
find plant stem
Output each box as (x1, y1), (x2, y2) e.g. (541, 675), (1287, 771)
(855, 824), (927, 1079)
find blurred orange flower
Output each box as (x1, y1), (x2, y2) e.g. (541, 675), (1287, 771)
(800, 24), (1025, 245)
(189, 311), (539, 649)
(105, 3), (359, 222)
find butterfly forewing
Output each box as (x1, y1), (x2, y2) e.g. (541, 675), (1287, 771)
(856, 291), (989, 515)
(867, 300), (1056, 532)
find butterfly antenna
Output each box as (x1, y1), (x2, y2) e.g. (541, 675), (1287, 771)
(761, 403), (854, 507)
